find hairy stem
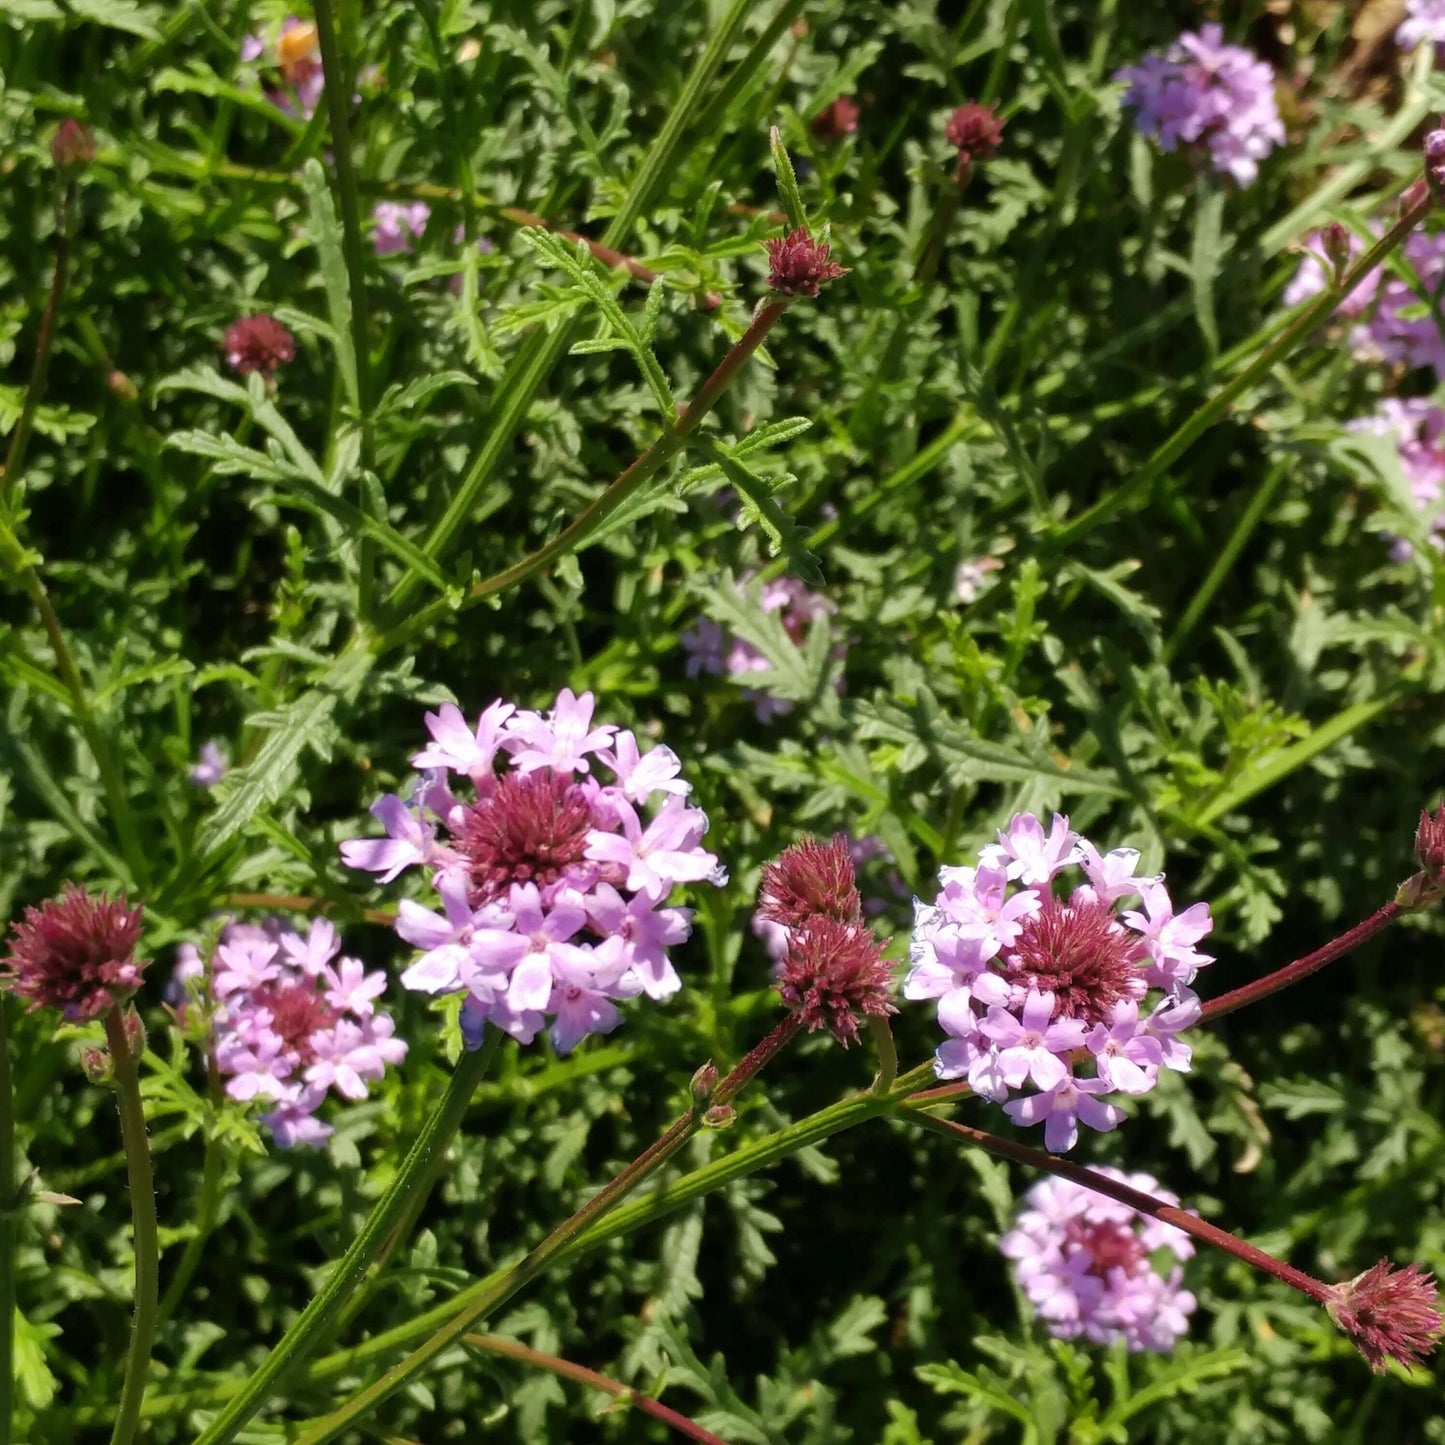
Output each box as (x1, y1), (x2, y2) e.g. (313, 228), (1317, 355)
(291, 1014), (807, 1444)
(1049, 187), (1432, 550)
(103, 1008), (159, 1445)
(1, 183), (73, 497)
(0, 1000), (14, 1445)
(189, 1031), (501, 1445)
(311, 0), (378, 620)
(464, 1333), (728, 1445)
(0, 516), (148, 887)
(902, 1110), (1330, 1303)
(1201, 899), (1405, 1024)
(371, 299), (791, 654)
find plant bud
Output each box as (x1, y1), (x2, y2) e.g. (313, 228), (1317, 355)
(79, 1046), (112, 1084)
(50, 119), (95, 173)
(690, 1061), (718, 1103)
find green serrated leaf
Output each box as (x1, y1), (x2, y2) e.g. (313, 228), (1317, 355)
(302, 159), (360, 411)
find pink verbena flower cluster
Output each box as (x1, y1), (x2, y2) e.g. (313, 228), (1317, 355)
(680, 577), (837, 722)
(1286, 227), (1445, 380)
(173, 918), (406, 1148)
(1115, 24), (1284, 186)
(1001, 1169), (1197, 1352)
(1348, 398), (1445, 560)
(906, 813), (1212, 1152)
(341, 691), (724, 1054)
(373, 201), (431, 256)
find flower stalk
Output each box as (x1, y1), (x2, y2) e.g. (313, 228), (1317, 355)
(371, 298), (792, 653)
(1201, 899), (1404, 1024)
(1050, 184), (1435, 550)
(0, 999), (14, 1445)
(103, 1007), (159, 1445)
(289, 1013), (808, 1445)
(190, 1030), (502, 1445)
(1, 179), (75, 497)
(904, 1109), (1441, 1370)
(463, 1333), (728, 1445)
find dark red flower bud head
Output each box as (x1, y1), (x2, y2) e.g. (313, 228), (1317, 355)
(222, 314), (296, 378)
(690, 1060), (719, 1103)
(51, 119), (95, 172)
(1400, 804), (1445, 909)
(776, 915), (895, 1046)
(944, 103), (1004, 165)
(1417, 804), (1445, 875)
(1325, 1260), (1444, 1372)
(1321, 221), (1351, 283)
(758, 835), (863, 930)
(811, 96), (860, 145)
(2, 886), (146, 1023)
(765, 228), (849, 298)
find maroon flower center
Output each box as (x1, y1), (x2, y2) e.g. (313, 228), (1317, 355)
(456, 770), (595, 905)
(757, 835), (862, 930)
(254, 981), (336, 1063)
(1067, 1219), (1147, 1278)
(1002, 894), (1141, 1026)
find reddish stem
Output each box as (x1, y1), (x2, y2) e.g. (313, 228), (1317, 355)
(465, 1333), (728, 1445)
(2, 182), (74, 495)
(1201, 899), (1404, 1024)
(713, 1012), (804, 1106)
(907, 1111), (1329, 1305)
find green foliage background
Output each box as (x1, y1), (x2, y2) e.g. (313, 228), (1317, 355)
(2, 0), (1445, 1439)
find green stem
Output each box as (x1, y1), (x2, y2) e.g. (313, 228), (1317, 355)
(103, 1008), (158, 1445)
(0, 516), (149, 887)
(189, 1032), (502, 1445)
(1163, 457), (1286, 663)
(1049, 188), (1433, 551)
(868, 1015), (898, 1094)
(311, 0), (378, 621)
(380, 0), (778, 622)
(463, 1333), (728, 1445)
(74, 1062), (942, 1429)
(0, 999), (14, 1445)
(1192, 677), (1417, 829)
(371, 299), (792, 655)
(154, 1121), (225, 1328)
(293, 1015), (807, 1444)
(1, 182), (73, 497)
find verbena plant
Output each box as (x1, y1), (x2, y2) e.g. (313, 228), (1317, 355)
(2, 2), (1445, 1442)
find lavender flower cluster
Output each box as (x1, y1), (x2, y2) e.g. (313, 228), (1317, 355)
(1285, 226), (1445, 380)
(906, 813), (1213, 1152)
(342, 691), (724, 1054)
(1284, 224), (1445, 558)
(1001, 1169), (1197, 1352)
(680, 576), (836, 722)
(1348, 398), (1445, 560)
(173, 918), (407, 1147)
(1400, 0), (1445, 52)
(1115, 24), (1284, 186)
